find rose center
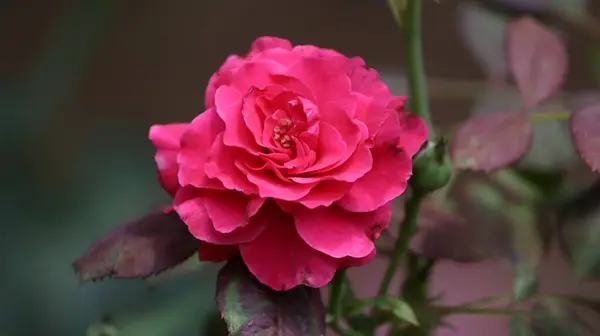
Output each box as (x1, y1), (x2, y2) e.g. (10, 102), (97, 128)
(273, 118), (298, 149)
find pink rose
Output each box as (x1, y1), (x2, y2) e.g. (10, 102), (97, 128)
(149, 37), (427, 290)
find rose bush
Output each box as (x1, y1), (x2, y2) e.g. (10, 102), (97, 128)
(149, 37), (427, 291)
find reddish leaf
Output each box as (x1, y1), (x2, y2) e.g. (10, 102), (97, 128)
(506, 17), (567, 108)
(571, 105), (600, 172)
(73, 208), (198, 283)
(450, 112), (533, 172)
(216, 257), (325, 336)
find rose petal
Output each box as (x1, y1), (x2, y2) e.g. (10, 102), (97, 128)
(236, 159), (316, 201)
(174, 187), (267, 245)
(214, 86), (261, 153)
(204, 190), (264, 234)
(198, 242), (238, 262)
(397, 111), (428, 156)
(205, 133), (258, 195)
(205, 55), (244, 109)
(149, 123), (188, 195)
(230, 60), (284, 96)
(294, 203), (391, 258)
(339, 249), (376, 268)
(304, 121), (347, 171)
(285, 57), (352, 105)
(239, 203), (338, 290)
(177, 108), (225, 187)
(337, 147), (412, 212)
(295, 180), (352, 209)
(250, 36), (293, 54)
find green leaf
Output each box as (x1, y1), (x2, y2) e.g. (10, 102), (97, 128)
(513, 264), (539, 302)
(347, 297), (418, 326)
(509, 205), (542, 301)
(560, 205), (600, 279)
(216, 257), (325, 336)
(509, 317), (535, 336)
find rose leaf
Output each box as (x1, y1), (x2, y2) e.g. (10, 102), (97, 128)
(346, 296), (418, 326)
(570, 104), (600, 173)
(450, 111), (533, 172)
(506, 17), (568, 108)
(216, 256), (326, 336)
(72, 208), (198, 283)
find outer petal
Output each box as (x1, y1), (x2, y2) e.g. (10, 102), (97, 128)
(177, 108), (225, 187)
(149, 123), (188, 195)
(295, 180), (351, 209)
(397, 111), (428, 157)
(239, 203), (338, 290)
(337, 148), (412, 212)
(204, 189), (265, 233)
(198, 242), (238, 262)
(205, 55), (244, 109)
(293, 203), (391, 259)
(339, 249), (376, 268)
(250, 36), (293, 54)
(285, 56), (352, 105)
(174, 187), (266, 245)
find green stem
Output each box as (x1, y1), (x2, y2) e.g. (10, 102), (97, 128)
(433, 306), (531, 317)
(328, 271), (364, 336)
(328, 270), (347, 320)
(531, 112), (571, 122)
(402, 0), (432, 130)
(378, 191), (425, 296)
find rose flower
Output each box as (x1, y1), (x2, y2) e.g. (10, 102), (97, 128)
(149, 37), (427, 290)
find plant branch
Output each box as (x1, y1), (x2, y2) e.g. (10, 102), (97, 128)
(401, 0), (432, 129)
(433, 306), (531, 317)
(378, 190), (425, 296)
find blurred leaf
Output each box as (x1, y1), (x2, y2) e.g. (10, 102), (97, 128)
(530, 298), (596, 335)
(347, 297), (418, 326)
(470, 88), (575, 169)
(560, 207), (600, 278)
(513, 264), (539, 302)
(216, 257), (325, 336)
(410, 202), (492, 262)
(86, 317), (119, 336)
(457, 1), (509, 80)
(73, 208), (198, 282)
(570, 105), (600, 172)
(450, 112), (533, 172)
(387, 0), (407, 25)
(509, 205), (542, 301)
(506, 17), (567, 108)
(509, 317), (535, 336)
